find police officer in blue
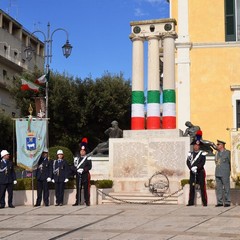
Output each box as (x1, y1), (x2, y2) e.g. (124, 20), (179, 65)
(215, 140), (231, 207)
(52, 149), (69, 206)
(186, 140), (208, 206)
(0, 150), (17, 208)
(72, 139), (92, 206)
(34, 148), (52, 207)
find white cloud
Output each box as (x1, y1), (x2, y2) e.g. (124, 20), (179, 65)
(134, 8), (147, 17)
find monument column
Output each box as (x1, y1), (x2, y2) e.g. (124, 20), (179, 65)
(147, 35), (160, 129)
(130, 36), (145, 130)
(162, 33), (177, 129)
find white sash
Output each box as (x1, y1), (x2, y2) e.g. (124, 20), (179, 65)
(189, 151), (202, 166)
(77, 156), (87, 169)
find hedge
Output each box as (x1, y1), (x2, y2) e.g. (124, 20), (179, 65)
(14, 178), (113, 190)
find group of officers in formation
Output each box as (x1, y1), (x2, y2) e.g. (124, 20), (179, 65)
(0, 139), (92, 208)
(0, 126), (233, 208)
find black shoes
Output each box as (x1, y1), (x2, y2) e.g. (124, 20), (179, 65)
(9, 205), (15, 208)
(224, 204), (231, 207)
(72, 203), (79, 206)
(186, 204), (194, 206)
(34, 204), (40, 207)
(215, 204), (223, 207)
(0, 206), (5, 209)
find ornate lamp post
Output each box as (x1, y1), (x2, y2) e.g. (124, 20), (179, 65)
(25, 22), (73, 147)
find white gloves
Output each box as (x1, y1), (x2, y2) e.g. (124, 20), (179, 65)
(64, 178), (69, 183)
(191, 166), (197, 173)
(52, 179), (55, 183)
(77, 168), (83, 174)
(13, 180), (17, 185)
(47, 177), (51, 182)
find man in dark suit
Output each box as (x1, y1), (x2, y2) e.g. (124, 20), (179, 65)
(34, 148), (52, 207)
(0, 150), (17, 208)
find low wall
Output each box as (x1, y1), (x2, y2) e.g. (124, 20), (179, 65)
(11, 185), (97, 206)
(180, 185), (240, 206)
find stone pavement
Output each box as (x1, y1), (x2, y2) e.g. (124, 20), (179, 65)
(0, 203), (239, 240)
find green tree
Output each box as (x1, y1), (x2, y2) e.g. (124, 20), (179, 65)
(10, 71), (131, 153)
(0, 114), (13, 152)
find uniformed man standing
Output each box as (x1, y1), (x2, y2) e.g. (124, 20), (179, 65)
(0, 150), (17, 208)
(186, 140), (208, 206)
(72, 139), (92, 206)
(215, 140), (231, 207)
(34, 148), (52, 207)
(52, 150), (69, 206)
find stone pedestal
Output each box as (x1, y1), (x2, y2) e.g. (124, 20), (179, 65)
(109, 129), (190, 194)
(90, 156), (109, 180)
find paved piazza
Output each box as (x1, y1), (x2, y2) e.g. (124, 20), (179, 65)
(0, 204), (239, 239)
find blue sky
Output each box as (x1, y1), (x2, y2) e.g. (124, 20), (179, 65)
(1, 0), (169, 80)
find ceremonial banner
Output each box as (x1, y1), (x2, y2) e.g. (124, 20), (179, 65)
(231, 130), (240, 179)
(16, 118), (47, 170)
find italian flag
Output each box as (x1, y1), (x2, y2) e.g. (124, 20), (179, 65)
(35, 71), (50, 85)
(21, 79), (39, 92)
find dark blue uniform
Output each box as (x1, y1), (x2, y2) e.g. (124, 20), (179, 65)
(52, 159), (69, 206)
(0, 159), (16, 208)
(186, 150), (207, 206)
(73, 155), (92, 205)
(35, 156), (52, 206)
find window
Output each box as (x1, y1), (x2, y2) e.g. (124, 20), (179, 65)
(3, 70), (7, 80)
(225, 0), (240, 41)
(236, 100), (240, 128)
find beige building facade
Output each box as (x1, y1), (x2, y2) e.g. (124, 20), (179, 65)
(0, 9), (44, 116)
(169, 0), (240, 150)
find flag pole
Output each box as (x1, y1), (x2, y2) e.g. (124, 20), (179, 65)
(28, 104), (35, 207)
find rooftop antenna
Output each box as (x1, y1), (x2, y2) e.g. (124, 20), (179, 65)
(6, 0), (19, 20)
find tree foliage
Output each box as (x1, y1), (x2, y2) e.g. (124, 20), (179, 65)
(10, 71), (131, 154)
(0, 114), (13, 152)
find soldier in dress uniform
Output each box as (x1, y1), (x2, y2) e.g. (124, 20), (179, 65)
(0, 150), (17, 208)
(34, 148), (52, 207)
(52, 149), (69, 206)
(186, 140), (208, 206)
(72, 138), (92, 206)
(215, 140), (231, 207)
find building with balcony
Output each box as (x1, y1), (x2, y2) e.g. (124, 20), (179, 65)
(0, 9), (44, 116)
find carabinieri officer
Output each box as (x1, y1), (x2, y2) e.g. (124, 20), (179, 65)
(186, 140), (207, 206)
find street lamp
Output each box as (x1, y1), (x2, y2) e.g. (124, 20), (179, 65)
(25, 22), (73, 147)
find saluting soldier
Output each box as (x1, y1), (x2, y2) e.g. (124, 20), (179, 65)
(215, 140), (231, 207)
(0, 150), (17, 208)
(186, 140), (208, 206)
(52, 149), (69, 206)
(34, 148), (52, 207)
(72, 138), (92, 206)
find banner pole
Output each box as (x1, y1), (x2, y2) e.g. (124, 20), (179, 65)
(32, 170), (34, 207)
